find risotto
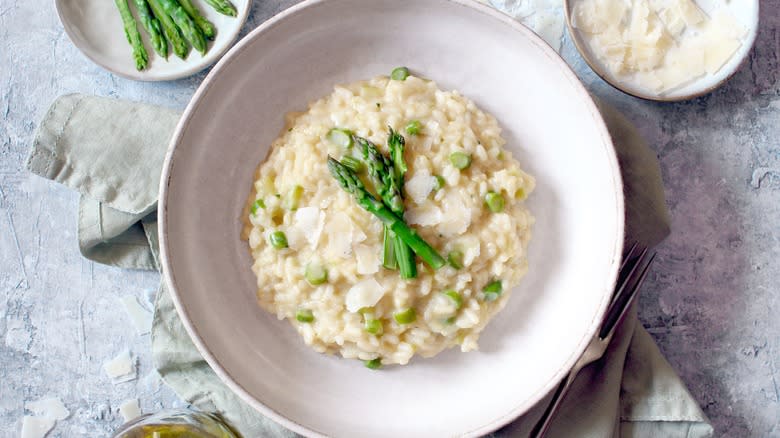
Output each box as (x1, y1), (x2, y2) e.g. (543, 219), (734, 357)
(243, 71), (535, 367)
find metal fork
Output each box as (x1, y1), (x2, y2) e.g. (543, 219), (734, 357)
(530, 243), (657, 438)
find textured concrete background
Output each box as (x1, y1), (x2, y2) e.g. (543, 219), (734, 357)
(0, 1), (778, 436)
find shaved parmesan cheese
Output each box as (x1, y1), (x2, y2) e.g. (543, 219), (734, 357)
(572, 0), (627, 34)
(697, 16), (744, 74)
(703, 37), (741, 74)
(119, 399), (142, 422)
(352, 225), (367, 244)
(120, 296), (152, 335)
(26, 398), (69, 421)
(439, 191), (472, 237)
(354, 244), (380, 275)
(345, 278), (386, 312)
(104, 351), (136, 382)
(636, 71), (665, 91)
(628, 1), (651, 38)
(287, 207), (324, 250)
(21, 416), (55, 438)
(658, 7), (686, 36)
(406, 170), (438, 204)
(405, 205), (443, 227)
(664, 42), (706, 84)
(710, 9), (747, 39)
(324, 212), (354, 259)
(592, 27), (629, 73)
(675, 0), (706, 26)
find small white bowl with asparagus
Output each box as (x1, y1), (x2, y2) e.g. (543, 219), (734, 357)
(56, 0), (251, 81)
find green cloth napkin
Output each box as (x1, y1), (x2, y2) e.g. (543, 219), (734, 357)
(27, 94), (713, 438)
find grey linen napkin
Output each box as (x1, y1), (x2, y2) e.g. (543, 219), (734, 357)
(27, 94), (713, 438)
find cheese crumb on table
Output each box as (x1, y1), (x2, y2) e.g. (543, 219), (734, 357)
(103, 350), (137, 382)
(20, 397), (70, 438)
(26, 398), (69, 421)
(20, 416), (55, 438)
(572, 0), (747, 95)
(119, 399), (142, 422)
(119, 295), (153, 335)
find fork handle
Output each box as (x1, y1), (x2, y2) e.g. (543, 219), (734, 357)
(529, 371), (577, 438)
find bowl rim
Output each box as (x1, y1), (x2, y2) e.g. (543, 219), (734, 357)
(158, 0), (625, 436)
(54, 0), (253, 82)
(562, 0), (761, 102)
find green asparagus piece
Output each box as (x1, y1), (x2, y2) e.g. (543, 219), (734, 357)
(382, 226), (398, 270)
(353, 135), (403, 213)
(114, 0), (148, 70)
(393, 232), (416, 278)
(296, 308), (314, 323)
(146, 0), (189, 59)
(132, 0), (167, 59)
(450, 151), (472, 170)
(328, 157), (445, 270)
(269, 231), (288, 249)
(393, 307), (416, 324)
(353, 134), (405, 272)
(340, 155), (363, 173)
(388, 128), (407, 181)
(156, 0), (207, 54)
(447, 250), (464, 269)
(364, 318), (383, 335)
(391, 66), (410, 81)
(485, 191), (505, 213)
(204, 0), (237, 16)
(178, 0), (217, 40)
(327, 128), (353, 148)
(353, 134), (417, 278)
(365, 358), (382, 369)
(385, 128), (416, 279)
(405, 120), (422, 136)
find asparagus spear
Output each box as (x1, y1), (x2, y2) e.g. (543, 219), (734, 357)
(156, 0), (207, 55)
(146, 0), (189, 59)
(328, 157), (445, 270)
(385, 129), (416, 278)
(353, 135), (403, 213)
(178, 0), (217, 40)
(203, 0), (237, 17)
(353, 135), (416, 276)
(382, 226), (397, 270)
(132, 0), (167, 59)
(354, 135), (401, 270)
(114, 0), (148, 70)
(388, 128), (407, 181)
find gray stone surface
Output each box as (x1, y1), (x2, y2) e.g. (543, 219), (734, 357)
(0, 1), (777, 436)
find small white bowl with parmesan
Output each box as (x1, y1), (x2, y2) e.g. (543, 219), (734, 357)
(566, 0), (759, 101)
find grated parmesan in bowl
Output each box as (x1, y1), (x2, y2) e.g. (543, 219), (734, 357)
(568, 0), (759, 100)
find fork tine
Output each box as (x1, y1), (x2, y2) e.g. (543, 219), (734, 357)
(599, 251), (656, 340)
(620, 242), (640, 271)
(614, 243), (644, 298)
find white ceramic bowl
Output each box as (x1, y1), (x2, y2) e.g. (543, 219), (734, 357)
(159, 0), (625, 436)
(565, 0), (759, 102)
(55, 0), (251, 81)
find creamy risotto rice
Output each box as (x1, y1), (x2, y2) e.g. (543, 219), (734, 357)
(243, 73), (535, 366)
